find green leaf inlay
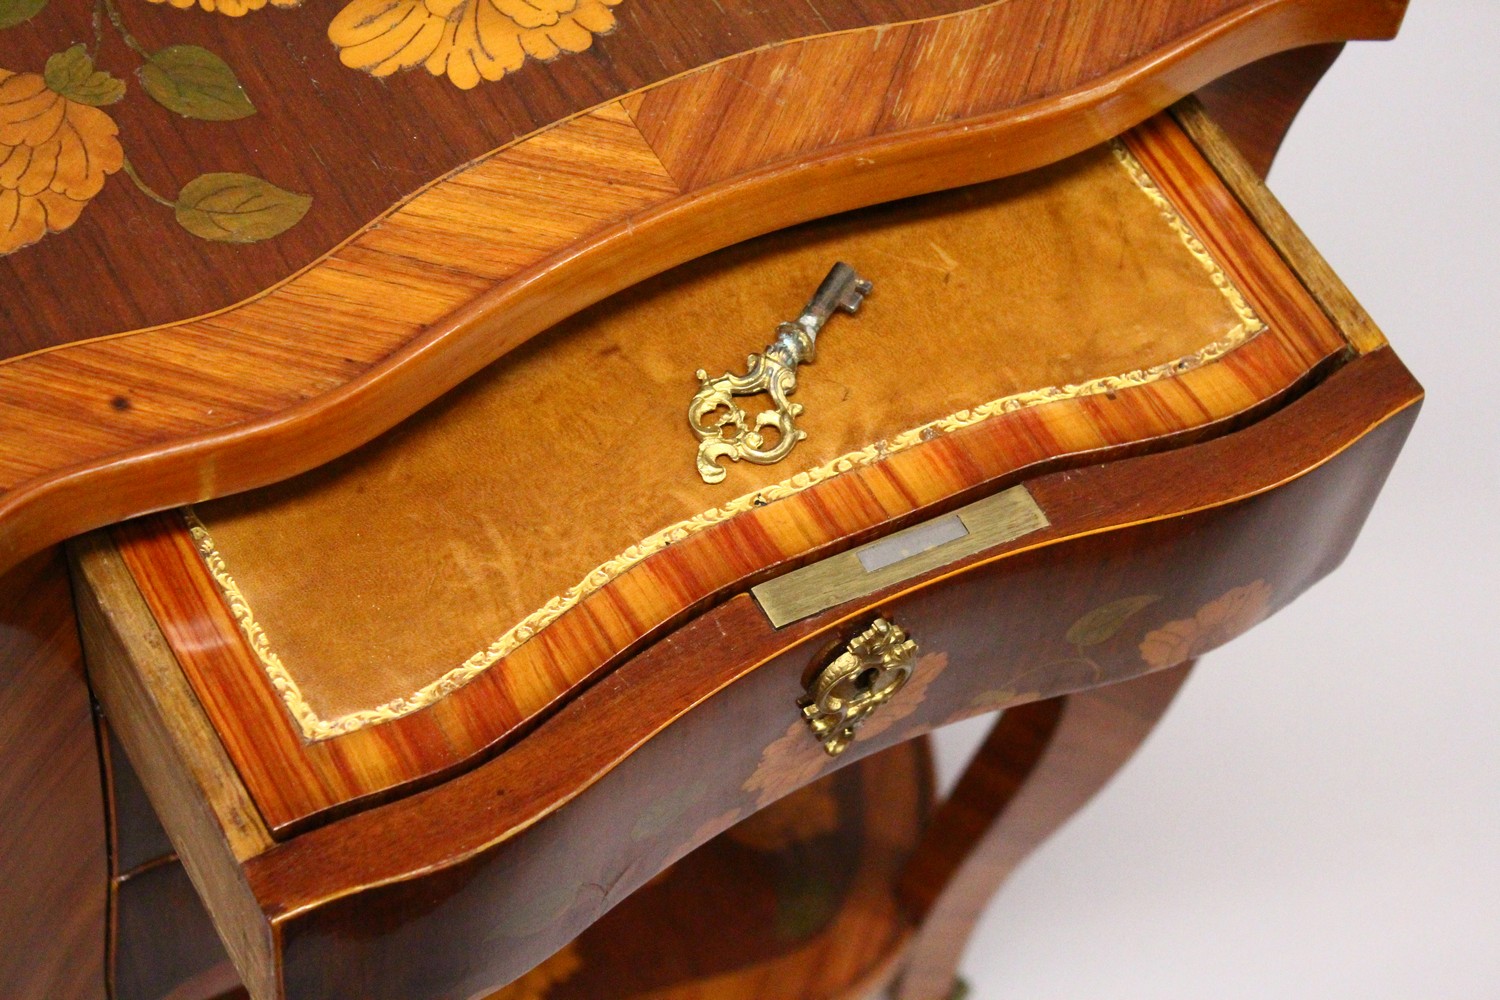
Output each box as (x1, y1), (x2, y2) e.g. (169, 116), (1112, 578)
(1066, 594), (1161, 648)
(0, 0), (47, 30)
(43, 45), (126, 106)
(140, 45), (256, 122)
(174, 172), (311, 244)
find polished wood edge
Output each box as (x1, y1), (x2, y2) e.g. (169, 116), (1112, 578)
(108, 515), (368, 842)
(245, 347), (1421, 929)
(71, 535), (271, 859)
(893, 664), (1194, 1000)
(0, 0), (1408, 579)
(1173, 95), (1389, 354)
(68, 534), (278, 999)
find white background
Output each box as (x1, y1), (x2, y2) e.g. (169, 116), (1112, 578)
(933, 4), (1500, 997)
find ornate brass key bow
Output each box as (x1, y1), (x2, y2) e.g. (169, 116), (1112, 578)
(688, 262), (873, 485)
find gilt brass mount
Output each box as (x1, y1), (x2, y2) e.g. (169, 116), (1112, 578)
(800, 617), (917, 756)
(688, 262), (873, 484)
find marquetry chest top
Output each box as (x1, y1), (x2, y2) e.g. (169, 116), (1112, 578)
(0, 0), (1411, 577)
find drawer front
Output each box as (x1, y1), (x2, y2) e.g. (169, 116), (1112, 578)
(81, 348), (1414, 1000)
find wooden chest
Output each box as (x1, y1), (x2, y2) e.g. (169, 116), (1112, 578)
(0, 3), (1418, 999)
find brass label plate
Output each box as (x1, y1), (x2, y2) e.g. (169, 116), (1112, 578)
(752, 485), (1049, 627)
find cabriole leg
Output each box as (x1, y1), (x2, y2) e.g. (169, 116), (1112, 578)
(893, 663), (1194, 1000)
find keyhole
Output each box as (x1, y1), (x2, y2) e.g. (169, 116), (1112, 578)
(854, 667), (879, 690)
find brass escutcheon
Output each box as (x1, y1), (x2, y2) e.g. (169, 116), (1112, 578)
(799, 617), (917, 756)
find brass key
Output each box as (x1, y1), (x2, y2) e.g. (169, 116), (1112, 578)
(687, 262), (874, 485)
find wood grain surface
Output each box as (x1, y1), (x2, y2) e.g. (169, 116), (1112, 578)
(101, 111), (1354, 835)
(0, 0), (1407, 578)
(1172, 97), (1391, 354)
(0, 0), (1401, 347)
(0, 549), (108, 1000)
(6, 0), (989, 347)
(72, 531), (277, 999)
(0, 11), (1418, 999)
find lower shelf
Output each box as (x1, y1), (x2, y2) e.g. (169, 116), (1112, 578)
(494, 738), (933, 1000)
(126, 738), (934, 1000)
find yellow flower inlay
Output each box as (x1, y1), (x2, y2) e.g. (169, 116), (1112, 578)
(143, 0), (303, 16)
(0, 68), (124, 255)
(328, 0), (622, 89)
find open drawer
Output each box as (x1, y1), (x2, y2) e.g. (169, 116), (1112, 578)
(70, 105), (1421, 1000)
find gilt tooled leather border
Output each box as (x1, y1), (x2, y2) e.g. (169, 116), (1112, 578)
(184, 140), (1266, 740)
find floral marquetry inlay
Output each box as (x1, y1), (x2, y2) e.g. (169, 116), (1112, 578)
(957, 581), (1276, 723)
(0, 66), (123, 254)
(1139, 579), (1273, 668)
(744, 651), (949, 808)
(0, 0), (625, 254)
(143, 0), (300, 15)
(0, 17), (310, 256)
(329, 0), (625, 90)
